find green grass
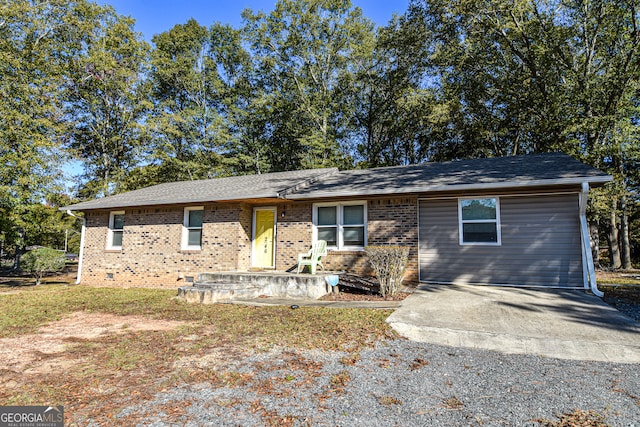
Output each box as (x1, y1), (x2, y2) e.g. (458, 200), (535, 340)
(0, 284), (395, 424)
(0, 284), (394, 351)
(596, 270), (640, 286)
(0, 286), (175, 338)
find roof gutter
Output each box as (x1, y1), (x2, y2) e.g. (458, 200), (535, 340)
(579, 183), (603, 297)
(65, 210), (85, 285)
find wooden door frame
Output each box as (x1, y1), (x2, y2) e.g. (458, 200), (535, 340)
(251, 206), (277, 269)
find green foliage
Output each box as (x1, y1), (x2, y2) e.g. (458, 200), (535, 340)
(0, 0), (109, 259)
(1, 200), (81, 265)
(242, 0), (374, 169)
(0, 0), (70, 207)
(345, 11), (436, 167)
(0, 286), (394, 350)
(3, 0), (639, 266)
(65, 8), (151, 198)
(146, 19), (228, 183)
(398, 0), (639, 161)
(20, 248), (66, 286)
(365, 246), (410, 298)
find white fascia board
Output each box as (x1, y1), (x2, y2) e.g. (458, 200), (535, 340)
(60, 192), (283, 211)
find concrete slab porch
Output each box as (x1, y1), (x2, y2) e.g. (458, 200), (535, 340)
(387, 284), (640, 363)
(177, 271), (340, 304)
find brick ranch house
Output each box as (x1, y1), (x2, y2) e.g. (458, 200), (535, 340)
(63, 153), (611, 293)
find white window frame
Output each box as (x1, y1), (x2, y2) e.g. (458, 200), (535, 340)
(312, 201), (367, 250)
(182, 206), (204, 250)
(107, 211), (125, 250)
(458, 197), (502, 246)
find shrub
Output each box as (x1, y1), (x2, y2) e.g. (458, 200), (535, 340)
(20, 247), (66, 286)
(364, 246), (410, 298)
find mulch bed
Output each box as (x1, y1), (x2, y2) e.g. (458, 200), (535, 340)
(320, 289), (410, 302)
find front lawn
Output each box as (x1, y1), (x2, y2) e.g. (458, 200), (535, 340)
(0, 285), (394, 425)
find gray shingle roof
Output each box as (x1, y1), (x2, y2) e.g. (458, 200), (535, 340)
(62, 168), (338, 210)
(286, 152), (612, 200)
(63, 153), (611, 211)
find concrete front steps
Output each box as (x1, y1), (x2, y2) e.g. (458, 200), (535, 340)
(177, 271), (337, 304)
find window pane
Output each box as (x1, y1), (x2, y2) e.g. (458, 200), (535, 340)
(461, 198), (496, 220)
(317, 227), (337, 246)
(463, 223), (498, 243)
(343, 226), (364, 246)
(343, 205), (364, 225)
(188, 209), (203, 227)
(188, 229), (202, 247)
(317, 206), (337, 226)
(112, 230), (123, 247)
(113, 214), (124, 230)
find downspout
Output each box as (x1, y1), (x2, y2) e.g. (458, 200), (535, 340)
(579, 183), (603, 297)
(66, 210), (86, 285)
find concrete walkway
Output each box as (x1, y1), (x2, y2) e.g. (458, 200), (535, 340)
(387, 284), (640, 363)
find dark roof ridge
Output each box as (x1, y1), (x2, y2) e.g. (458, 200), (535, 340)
(336, 152), (574, 174)
(276, 167), (339, 198)
(284, 152), (612, 200)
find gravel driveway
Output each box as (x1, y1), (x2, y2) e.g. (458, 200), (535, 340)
(115, 340), (639, 426)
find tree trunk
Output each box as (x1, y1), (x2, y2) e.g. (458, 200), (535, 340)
(589, 219), (600, 269)
(620, 195), (631, 270)
(607, 208), (622, 269)
(13, 247), (24, 271)
(12, 229), (25, 271)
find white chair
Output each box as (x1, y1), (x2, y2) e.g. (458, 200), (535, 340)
(297, 240), (328, 274)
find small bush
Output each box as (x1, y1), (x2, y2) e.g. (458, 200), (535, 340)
(20, 247), (66, 286)
(365, 246), (410, 298)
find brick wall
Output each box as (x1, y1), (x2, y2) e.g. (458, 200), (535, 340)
(274, 202), (313, 272)
(82, 203), (251, 288)
(80, 197), (419, 288)
(367, 197), (419, 283)
(274, 197), (418, 282)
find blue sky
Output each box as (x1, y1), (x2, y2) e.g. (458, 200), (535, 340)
(98, 0), (409, 39)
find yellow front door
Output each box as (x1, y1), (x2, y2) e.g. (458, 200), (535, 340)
(253, 208), (275, 268)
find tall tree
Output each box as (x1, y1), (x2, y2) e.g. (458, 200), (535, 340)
(344, 12), (438, 167)
(242, 0), (374, 170)
(0, 0), (100, 262)
(1, 0), (69, 258)
(396, 0), (640, 267)
(65, 7), (151, 198)
(143, 19), (233, 184)
(208, 23), (266, 174)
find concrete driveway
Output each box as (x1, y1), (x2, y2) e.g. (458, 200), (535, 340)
(387, 284), (640, 363)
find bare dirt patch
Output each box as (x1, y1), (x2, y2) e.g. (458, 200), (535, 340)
(0, 286), (394, 424)
(0, 312), (185, 375)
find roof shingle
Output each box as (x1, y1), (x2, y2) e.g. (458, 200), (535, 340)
(62, 153), (611, 211)
(63, 168), (337, 210)
(287, 153), (611, 199)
